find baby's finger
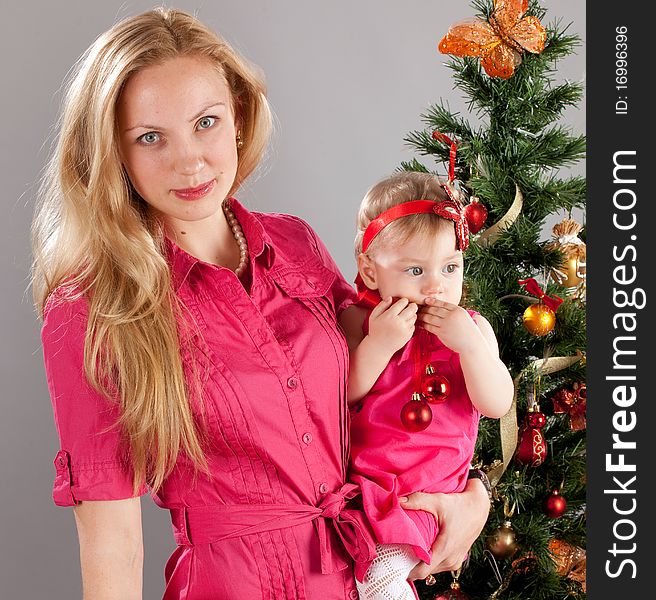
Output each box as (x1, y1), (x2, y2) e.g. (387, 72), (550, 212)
(419, 306), (448, 320)
(371, 296), (393, 317)
(400, 302), (419, 316)
(419, 321), (440, 337)
(388, 297), (410, 315)
(418, 311), (443, 327)
(405, 312), (418, 325)
(424, 297), (456, 311)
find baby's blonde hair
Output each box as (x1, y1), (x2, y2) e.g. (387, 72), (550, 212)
(354, 171), (456, 257)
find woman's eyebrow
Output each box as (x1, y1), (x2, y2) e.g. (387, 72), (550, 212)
(188, 102), (226, 122)
(123, 101), (226, 132)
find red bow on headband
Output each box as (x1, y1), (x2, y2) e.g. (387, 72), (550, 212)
(518, 278), (564, 312)
(361, 199), (469, 254)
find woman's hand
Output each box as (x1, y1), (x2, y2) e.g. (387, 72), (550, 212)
(400, 478), (490, 579)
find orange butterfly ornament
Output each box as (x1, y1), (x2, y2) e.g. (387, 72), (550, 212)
(438, 0), (546, 79)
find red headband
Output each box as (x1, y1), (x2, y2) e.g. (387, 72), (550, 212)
(361, 132), (470, 253)
(361, 198), (470, 254)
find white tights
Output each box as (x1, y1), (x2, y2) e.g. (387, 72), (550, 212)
(355, 543), (419, 600)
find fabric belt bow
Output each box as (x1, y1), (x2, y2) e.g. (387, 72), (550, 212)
(169, 482), (375, 575)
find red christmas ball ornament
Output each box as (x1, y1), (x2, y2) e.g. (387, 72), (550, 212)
(463, 197), (488, 234)
(527, 411), (547, 428)
(401, 394), (433, 431)
(543, 489), (567, 518)
(515, 408), (547, 467)
(422, 372), (451, 404)
(433, 581), (471, 600)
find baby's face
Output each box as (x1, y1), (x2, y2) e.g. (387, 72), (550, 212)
(365, 228), (463, 305)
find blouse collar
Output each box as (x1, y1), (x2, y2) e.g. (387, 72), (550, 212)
(164, 197), (275, 291)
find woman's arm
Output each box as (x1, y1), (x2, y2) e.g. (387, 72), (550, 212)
(401, 478), (490, 578)
(73, 497), (144, 600)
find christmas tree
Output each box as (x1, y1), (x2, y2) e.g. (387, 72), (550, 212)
(402, 1), (586, 598)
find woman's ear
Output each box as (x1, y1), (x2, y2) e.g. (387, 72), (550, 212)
(357, 253), (378, 290)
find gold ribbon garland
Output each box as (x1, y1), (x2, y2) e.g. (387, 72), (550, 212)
(487, 353), (584, 487)
(477, 184), (524, 247)
(475, 184), (583, 483)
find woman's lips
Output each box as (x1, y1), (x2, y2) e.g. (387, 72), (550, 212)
(172, 179), (216, 200)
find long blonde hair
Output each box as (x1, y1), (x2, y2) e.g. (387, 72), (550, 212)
(31, 8), (272, 494)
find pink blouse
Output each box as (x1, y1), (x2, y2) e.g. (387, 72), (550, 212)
(41, 198), (367, 600)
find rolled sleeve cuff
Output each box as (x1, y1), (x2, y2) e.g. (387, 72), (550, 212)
(52, 449), (147, 507)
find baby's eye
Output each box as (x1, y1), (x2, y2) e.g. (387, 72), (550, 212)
(443, 263), (460, 274)
(197, 116), (217, 130)
(138, 132), (160, 145)
(407, 266), (423, 276)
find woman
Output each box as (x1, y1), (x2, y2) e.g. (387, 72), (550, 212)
(32, 8), (490, 599)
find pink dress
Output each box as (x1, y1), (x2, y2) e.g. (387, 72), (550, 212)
(41, 198), (372, 600)
(348, 311), (481, 581)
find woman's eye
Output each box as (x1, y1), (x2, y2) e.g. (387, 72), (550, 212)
(197, 116), (216, 130)
(408, 266), (423, 276)
(138, 132), (160, 145)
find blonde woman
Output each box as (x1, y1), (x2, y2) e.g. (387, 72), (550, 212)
(32, 8), (490, 600)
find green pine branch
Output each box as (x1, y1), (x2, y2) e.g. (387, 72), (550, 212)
(411, 1), (586, 597)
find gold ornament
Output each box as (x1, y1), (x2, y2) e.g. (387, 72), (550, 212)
(486, 501), (518, 561)
(522, 303), (555, 336)
(485, 520), (518, 560)
(547, 219), (586, 289)
(560, 255), (585, 288)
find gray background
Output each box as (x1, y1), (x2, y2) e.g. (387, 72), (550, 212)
(2, 1), (584, 598)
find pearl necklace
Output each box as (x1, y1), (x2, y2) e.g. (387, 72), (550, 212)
(223, 203), (249, 277)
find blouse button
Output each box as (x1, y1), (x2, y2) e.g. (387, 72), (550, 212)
(302, 432), (313, 444)
(287, 377), (298, 389)
(307, 280), (316, 289)
(319, 483), (329, 494)
(54, 451), (68, 471)
(349, 590), (359, 600)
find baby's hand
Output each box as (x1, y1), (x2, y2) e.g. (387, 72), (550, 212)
(418, 298), (481, 354)
(368, 297), (418, 356)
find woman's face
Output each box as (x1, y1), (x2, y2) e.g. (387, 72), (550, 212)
(117, 55), (239, 228)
